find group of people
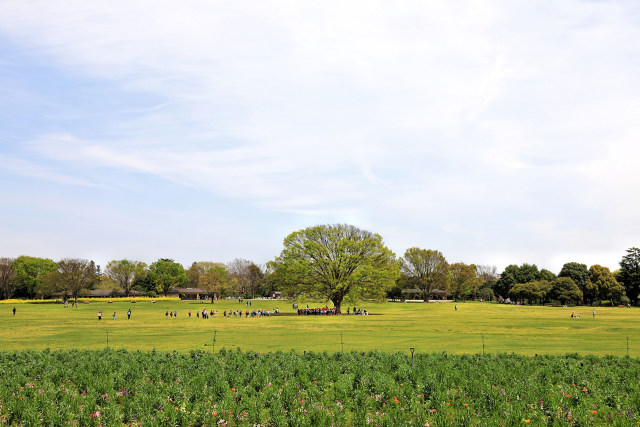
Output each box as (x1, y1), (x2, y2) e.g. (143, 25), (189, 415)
(170, 308), (281, 319)
(298, 307), (337, 315)
(347, 307), (369, 315)
(99, 309), (132, 320)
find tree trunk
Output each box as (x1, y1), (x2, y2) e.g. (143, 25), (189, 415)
(331, 297), (342, 314)
(210, 295), (214, 304)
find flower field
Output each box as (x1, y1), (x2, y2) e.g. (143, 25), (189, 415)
(1, 349), (639, 426)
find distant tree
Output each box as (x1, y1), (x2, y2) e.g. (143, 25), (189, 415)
(187, 262), (229, 302)
(247, 263), (266, 297)
(495, 264), (541, 299)
(227, 259), (254, 297)
(587, 264), (625, 305)
(0, 258), (16, 299)
(200, 264), (229, 302)
(269, 224), (399, 313)
(12, 256), (57, 299)
(400, 248), (449, 302)
(509, 281), (547, 305)
(558, 262), (589, 294)
(449, 263), (481, 301)
(549, 277), (583, 305)
(148, 259), (188, 296)
(43, 258), (99, 303)
(540, 269), (556, 282)
(476, 265), (499, 286)
(619, 247), (640, 305)
(477, 286), (494, 302)
(105, 260), (147, 297)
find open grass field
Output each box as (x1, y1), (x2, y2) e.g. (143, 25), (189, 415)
(2, 299), (639, 356)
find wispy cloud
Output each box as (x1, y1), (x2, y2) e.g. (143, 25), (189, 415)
(0, 0), (638, 271)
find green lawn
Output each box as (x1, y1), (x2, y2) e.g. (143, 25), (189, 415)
(1, 299), (639, 356)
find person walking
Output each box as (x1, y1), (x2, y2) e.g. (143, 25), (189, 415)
(98, 310), (102, 321)
(112, 312), (116, 320)
(12, 306), (16, 316)
(592, 309), (595, 318)
(127, 309), (132, 320)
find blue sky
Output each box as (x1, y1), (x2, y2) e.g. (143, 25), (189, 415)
(1, 0), (639, 273)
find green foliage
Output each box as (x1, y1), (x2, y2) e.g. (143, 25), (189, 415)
(105, 260), (147, 297)
(400, 248), (449, 301)
(148, 259), (189, 296)
(509, 281), (550, 305)
(550, 277), (583, 305)
(449, 263), (481, 301)
(619, 247), (640, 305)
(269, 224), (399, 313)
(0, 350), (639, 425)
(11, 256), (57, 299)
(41, 258), (99, 302)
(588, 264), (625, 305)
(495, 264), (541, 299)
(559, 262), (589, 293)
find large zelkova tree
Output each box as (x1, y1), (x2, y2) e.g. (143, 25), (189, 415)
(449, 263), (482, 301)
(187, 262), (229, 302)
(43, 258), (100, 303)
(587, 264), (625, 305)
(619, 247), (640, 305)
(12, 256), (57, 299)
(400, 248), (449, 302)
(0, 258), (16, 299)
(148, 259), (189, 296)
(104, 260), (147, 297)
(558, 262), (589, 294)
(269, 224), (400, 314)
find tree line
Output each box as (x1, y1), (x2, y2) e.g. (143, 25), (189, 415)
(1, 225), (639, 311)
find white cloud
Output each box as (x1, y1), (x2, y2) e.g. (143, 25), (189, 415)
(0, 0), (639, 271)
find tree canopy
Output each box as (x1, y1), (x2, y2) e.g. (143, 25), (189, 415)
(268, 224), (399, 313)
(148, 259), (188, 296)
(549, 277), (583, 305)
(400, 248), (449, 302)
(105, 260), (147, 297)
(43, 258), (100, 302)
(12, 256), (57, 299)
(587, 264), (625, 304)
(558, 262), (589, 293)
(0, 258), (15, 300)
(449, 262), (481, 301)
(619, 247), (640, 304)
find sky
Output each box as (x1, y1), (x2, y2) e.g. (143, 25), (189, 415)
(1, 0), (639, 274)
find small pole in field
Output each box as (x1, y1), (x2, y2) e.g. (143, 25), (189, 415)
(410, 347), (415, 367)
(340, 332), (344, 353)
(627, 337), (630, 358)
(482, 334), (485, 356)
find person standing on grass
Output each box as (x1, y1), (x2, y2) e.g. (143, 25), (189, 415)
(12, 307), (16, 316)
(592, 309), (595, 318)
(127, 309), (132, 320)
(113, 312), (116, 320)
(98, 310), (102, 321)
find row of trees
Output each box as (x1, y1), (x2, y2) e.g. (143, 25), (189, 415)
(0, 257), (268, 302)
(1, 225), (639, 311)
